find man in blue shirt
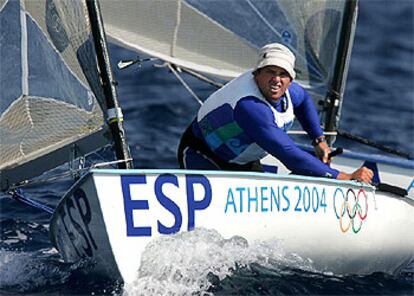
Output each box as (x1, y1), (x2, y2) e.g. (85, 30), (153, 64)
(178, 43), (373, 183)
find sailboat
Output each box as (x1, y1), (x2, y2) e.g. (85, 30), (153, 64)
(1, 0), (413, 285)
(99, 0), (414, 190)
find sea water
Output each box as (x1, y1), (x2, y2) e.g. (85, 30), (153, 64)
(1, 1), (413, 295)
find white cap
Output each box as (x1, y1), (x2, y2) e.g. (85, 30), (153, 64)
(255, 43), (296, 79)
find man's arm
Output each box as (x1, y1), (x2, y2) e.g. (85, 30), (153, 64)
(290, 83), (331, 163)
(290, 83), (322, 139)
(234, 97), (339, 178)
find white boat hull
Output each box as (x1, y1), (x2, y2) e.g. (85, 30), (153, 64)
(50, 169), (414, 284)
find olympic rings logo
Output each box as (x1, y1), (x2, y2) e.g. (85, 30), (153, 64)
(333, 188), (368, 233)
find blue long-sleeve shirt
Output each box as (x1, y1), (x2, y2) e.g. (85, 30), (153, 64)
(192, 76), (339, 178)
(234, 90), (338, 178)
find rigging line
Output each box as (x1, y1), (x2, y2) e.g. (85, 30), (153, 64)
(167, 63), (204, 105)
(171, 0), (182, 57)
(9, 189), (54, 214)
(89, 146), (114, 163)
(180, 67), (224, 88)
(337, 129), (413, 159)
(10, 158), (133, 189)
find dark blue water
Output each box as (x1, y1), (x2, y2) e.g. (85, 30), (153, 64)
(1, 1), (413, 295)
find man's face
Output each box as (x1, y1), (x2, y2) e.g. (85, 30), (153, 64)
(254, 66), (292, 102)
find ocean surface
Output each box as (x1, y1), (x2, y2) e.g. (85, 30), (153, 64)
(1, 1), (413, 295)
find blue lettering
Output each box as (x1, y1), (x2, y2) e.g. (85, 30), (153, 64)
(223, 185), (328, 215)
(236, 187), (245, 213)
(303, 186), (311, 212)
(294, 186), (302, 212)
(270, 186), (280, 211)
(320, 188), (327, 213)
(260, 187), (268, 212)
(186, 175), (212, 230)
(121, 175), (151, 236)
(282, 185), (290, 211)
(155, 174), (182, 234)
(225, 188), (237, 213)
(312, 187), (319, 213)
(248, 187), (258, 212)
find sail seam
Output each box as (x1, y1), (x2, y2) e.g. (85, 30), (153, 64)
(171, 0), (182, 57)
(20, 6), (33, 158)
(20, 6), (29, 96)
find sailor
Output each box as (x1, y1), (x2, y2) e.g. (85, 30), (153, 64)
(177, 43), (373, 183)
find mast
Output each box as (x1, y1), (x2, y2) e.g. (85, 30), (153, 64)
(323, 0), (358, 145)
(86, 0), (133, 169)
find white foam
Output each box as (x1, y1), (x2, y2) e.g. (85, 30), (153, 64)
(125, 228), (316, 295)
(3, 230), (28, 244)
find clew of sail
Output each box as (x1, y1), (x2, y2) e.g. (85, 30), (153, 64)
(0, 0), (111, 190)
(100, 0), (356, 115)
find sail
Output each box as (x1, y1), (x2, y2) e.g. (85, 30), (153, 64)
(99, 0), (258, 79)
(100, 0), (357, 115)
(0, 0), (110, 190)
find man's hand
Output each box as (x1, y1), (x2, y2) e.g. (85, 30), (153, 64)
(314, 141), (331, 164)
(337, 167), (374, 184)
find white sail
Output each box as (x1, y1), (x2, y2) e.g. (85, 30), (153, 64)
(100, 0), (354, 105)
(99, 0), (258, 79)
(0, 0), (111, 189)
